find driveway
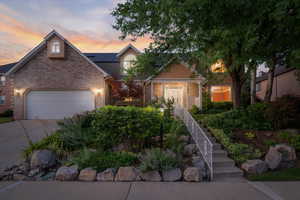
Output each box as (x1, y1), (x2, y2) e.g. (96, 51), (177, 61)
(0, 120), (58, 170)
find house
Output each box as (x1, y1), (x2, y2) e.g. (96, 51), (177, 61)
(0, 30), (209, 119)
(256, 66), (300, 100)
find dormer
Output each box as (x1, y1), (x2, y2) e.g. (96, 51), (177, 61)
(47, 35), (65, 58)
(117, 44), (141, 74)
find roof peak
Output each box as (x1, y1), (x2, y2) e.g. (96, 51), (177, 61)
(117, 43), (141, 57)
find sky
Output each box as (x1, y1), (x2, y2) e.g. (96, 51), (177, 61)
(0, 0), (151, 65)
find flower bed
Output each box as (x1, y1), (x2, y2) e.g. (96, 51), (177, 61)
(0, 106), (209, 182)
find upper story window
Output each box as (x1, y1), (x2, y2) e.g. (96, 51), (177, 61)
(211, 61), (226, 73)
(256, 83), (261, 92)
(211, 86), (232, 102)
(51, 41), (60, 54)
(0, 76), (5, 86)
(123, 54), (136, 74)
(0, 96), (5, 105)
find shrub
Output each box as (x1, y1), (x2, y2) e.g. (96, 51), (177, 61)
(165, 120), (188, 154)
(265, 95), (300, 129)
(278, 131), (300, 151)
(57, 112), (97, 150)
(91, 106), (162, 151)
(23, 132), (66, 158)
(70, 149), (138, 171)
(209, 128), (262, 164)
(0, 109), (13, 117)
(139, 148), (179, 172)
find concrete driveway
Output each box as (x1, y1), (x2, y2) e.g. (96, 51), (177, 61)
(0, 120), (58, 170)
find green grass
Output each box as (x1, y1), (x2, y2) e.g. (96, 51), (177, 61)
(248, 168), (300, 181)
(0, 117), (13, 124)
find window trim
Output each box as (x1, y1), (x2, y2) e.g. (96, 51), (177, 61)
(51, 41), (60, 54)
(122, 54), (136, 74)
(0, 76), (5, 86)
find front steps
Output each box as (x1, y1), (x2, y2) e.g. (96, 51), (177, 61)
(202, 128), (244, 181)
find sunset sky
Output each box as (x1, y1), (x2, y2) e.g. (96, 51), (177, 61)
(0, 0), (151, 65)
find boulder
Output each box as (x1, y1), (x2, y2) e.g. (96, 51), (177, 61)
(30, 150), (56, 169)
(241, 159), (268, 175)
(192, 156), (207, 178)
(183, 144), (197, 156)
(28, 168), (40, 177)
(273, 144), (297, 162)
(13, 174), (28, 181)
(140, 171), (161, 182)
(96, 168), (116, 181)
(162, 168), (182, 181)
(265, 147), (282, 170)
(78, 168), (97, 181)
(183, 167), (202, 182)
(55, 166), (78, 181)
(115, 167), (141, 181)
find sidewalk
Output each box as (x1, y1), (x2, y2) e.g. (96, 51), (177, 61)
(2, 181), (296, 200)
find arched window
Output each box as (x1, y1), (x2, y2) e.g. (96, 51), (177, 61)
(51, 41), (60, 54)
(211, 61), (226, 73)
(123, 54), (136, 73)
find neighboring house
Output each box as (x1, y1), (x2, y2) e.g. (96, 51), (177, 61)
(0, 30), (230, 120)
(256, 66), (300, 101)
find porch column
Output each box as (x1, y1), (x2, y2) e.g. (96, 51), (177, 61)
(198, 81), (202, 110)
(162, 82), (165, 99)
(186, 81), (189, 109)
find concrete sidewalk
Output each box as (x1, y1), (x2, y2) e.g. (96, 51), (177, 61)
(0, 181), (287, 200)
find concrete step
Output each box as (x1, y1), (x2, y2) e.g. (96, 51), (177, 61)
(213, 157), (235, 168)
(213, 143), (222, 150)
(213, 166), (244, 179)
(213, 150), (227, 157)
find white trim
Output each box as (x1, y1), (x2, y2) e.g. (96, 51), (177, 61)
(116, 43), (141, 57)
(6, 30), (110, 77)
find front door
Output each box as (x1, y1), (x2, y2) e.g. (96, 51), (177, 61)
(164, 87), (183, 107)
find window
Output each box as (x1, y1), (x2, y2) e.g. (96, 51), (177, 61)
(0, 96), (5, 105)
(256, 83), (261, 92)
(123, 54), (136, 74)
(51, 41), (60, 54)
(211, 61), (226, 73)
(0, 76), (5, 86)
(210, 86), (232, 102)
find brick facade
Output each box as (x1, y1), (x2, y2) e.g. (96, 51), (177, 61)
(0, 75), (13, 113)
(11, 35), (106, 119)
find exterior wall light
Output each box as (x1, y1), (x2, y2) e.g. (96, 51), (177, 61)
(92, 88), (103, 96)
(14, 89), (24, 96)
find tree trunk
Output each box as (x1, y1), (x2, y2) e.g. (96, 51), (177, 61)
(231, 73), (242, 108)
(264, 57), (276, 102)
(250, 68), (257, 104)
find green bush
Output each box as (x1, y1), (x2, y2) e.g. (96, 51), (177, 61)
(165, 120), (188, 154)
(23, 132), (66, 158)
(70, 149), (138, 171)
(265, 95), (300, 129)
(91, 106), (162, 151)
(201, 103), (272, 133)
(278, 131), (300, 151)
(57, 113), (98, 150)
(209, 128), (262, 164)
(139, 148), (179, 172)
(0, 109), (13, 117)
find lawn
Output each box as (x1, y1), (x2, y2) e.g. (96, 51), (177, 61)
(0, 117), (13, 124)
(248, 168), (300, 181)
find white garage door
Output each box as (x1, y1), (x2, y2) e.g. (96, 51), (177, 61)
(26, 91), (95, 119)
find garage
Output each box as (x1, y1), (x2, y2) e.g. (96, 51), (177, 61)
(26, 90), (95, 119)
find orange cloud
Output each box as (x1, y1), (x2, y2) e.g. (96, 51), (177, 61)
(0, 13), (152, 65)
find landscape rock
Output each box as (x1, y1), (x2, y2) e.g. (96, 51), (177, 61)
(183, 167), (202, 182)
(96, 168), (116, 181)
(192, 156), (208, 178)
(30, 150), (56, 169)
(115, 167), (141, 181)
(78, 168), (97, 181)
(41, 172), (56, 181)
(55, 166), (79, 181)
(162, 168), (182, 181)
(140, 171), (161, 182)
(179, 135), (190, 143)
(273, 144), (297, 162)
(13, 174), (28, 181)
(241, 159), (268, 175)
(265, 147), (282, 170)
(183, 144), (197, 156)
(28, 168), (40, 177)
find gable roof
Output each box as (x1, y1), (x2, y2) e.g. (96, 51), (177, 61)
(0, 62), (18, 74)
(116, 43), (141, 57)
(84, 53), (118, 63)
(6, 30), (110, 77)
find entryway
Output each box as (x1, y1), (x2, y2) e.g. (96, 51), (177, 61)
(164, 87), (183, 107)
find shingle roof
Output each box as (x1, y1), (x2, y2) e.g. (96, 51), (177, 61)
(0, 62), (18, 74)
(84, 53), (118, 63)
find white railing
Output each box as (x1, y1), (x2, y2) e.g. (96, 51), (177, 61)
(174, 106), (214, 180)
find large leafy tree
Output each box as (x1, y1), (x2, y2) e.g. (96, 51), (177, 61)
(112, 0), (300, 107)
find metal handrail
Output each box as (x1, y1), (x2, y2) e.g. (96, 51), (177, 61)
(174, 106), (214, 180)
